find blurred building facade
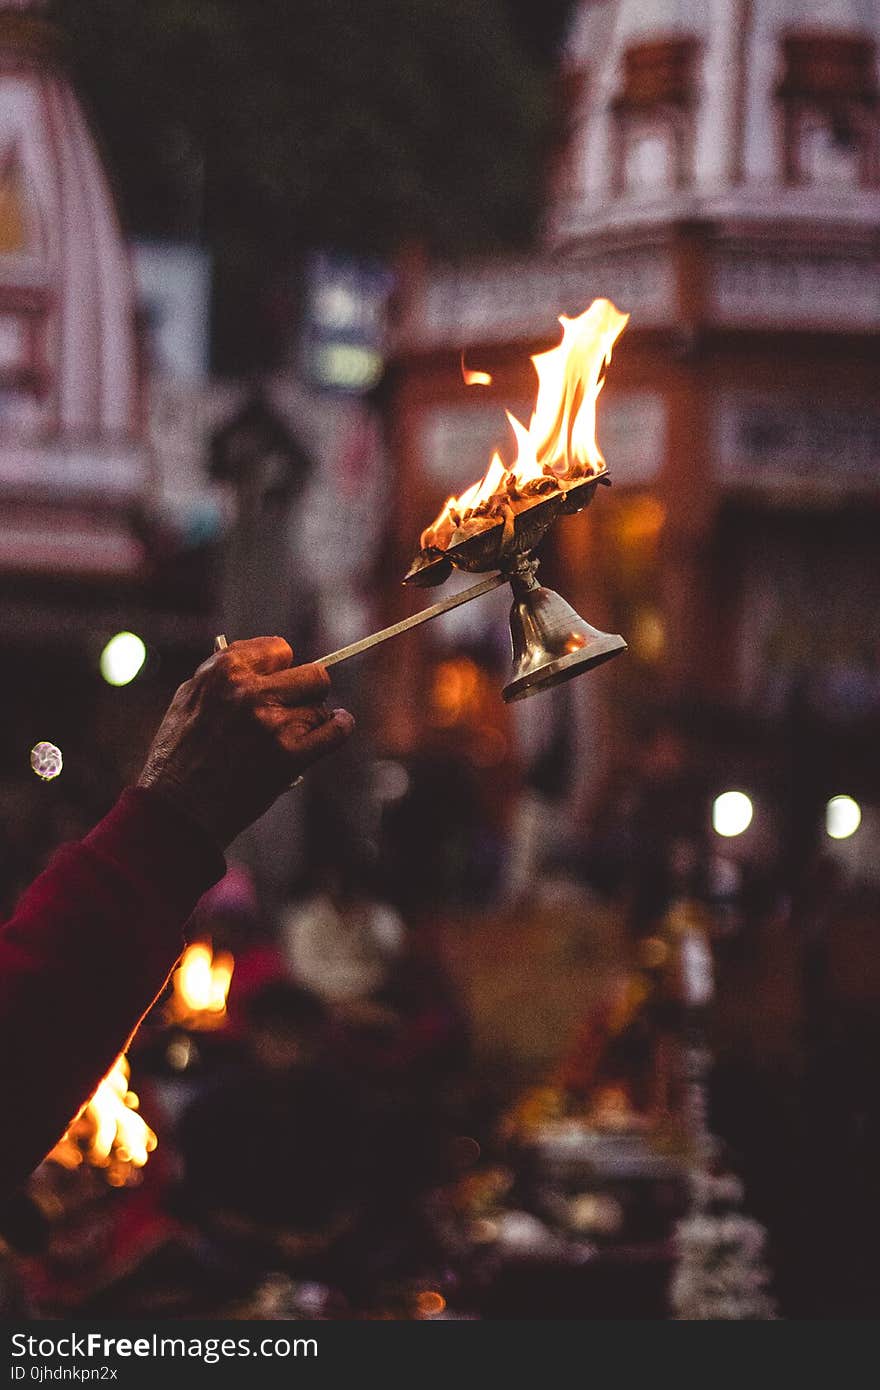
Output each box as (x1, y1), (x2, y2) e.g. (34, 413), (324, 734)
(387, 0), (880, 867)
(0, 0), (149, 584)
(0, 0), (242, 894)
(0, 0), (231, 656)
(0, 1), (392, 912)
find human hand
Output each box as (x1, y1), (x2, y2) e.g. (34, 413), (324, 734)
(137, 636), (354, 847)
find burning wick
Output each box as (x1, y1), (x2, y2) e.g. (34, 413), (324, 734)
(30, 742), (63, 781)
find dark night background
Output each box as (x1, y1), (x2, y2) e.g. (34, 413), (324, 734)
(53, 0), (578, 372)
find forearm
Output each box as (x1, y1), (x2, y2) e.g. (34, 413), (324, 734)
(0, 788), (225, 1195)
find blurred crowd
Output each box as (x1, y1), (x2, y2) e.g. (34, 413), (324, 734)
(1, 700), (878, 1321)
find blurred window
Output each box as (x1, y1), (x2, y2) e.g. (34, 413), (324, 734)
(623, 122), (675, 194)
(611, 37), (699, 198)
(777, 34), (879, 189)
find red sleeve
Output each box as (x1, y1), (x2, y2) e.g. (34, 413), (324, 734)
(0, 787), (226, 1195)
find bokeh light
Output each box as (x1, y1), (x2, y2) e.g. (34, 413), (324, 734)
(826, 795), (861, 841)
(631, 607), (667, 662)
(712, 791), (754, 838)
(414, 1290), (446, 1318)
(100, 631), (147, 687)
(30, 741), (63, 781)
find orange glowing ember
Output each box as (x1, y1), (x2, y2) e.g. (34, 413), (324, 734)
(166, 940), (234, 1030)
(461, 352), (492, 388)
(415, 1290), (447, 1318)
(47, 1055), (157, 1185)
(422, 299), (628, 553)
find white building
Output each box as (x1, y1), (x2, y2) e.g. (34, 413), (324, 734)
(389, 0), (880, 780)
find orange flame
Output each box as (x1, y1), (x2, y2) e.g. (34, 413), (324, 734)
(461, 352), (492, 387)
(422, 299), (628, 552)
(47, 1055), (157, 1185)
(166, 941), (234, 1030)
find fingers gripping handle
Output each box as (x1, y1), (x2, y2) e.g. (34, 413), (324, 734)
(212, 632), (301, 787)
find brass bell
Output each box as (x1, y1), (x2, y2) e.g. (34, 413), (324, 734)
(502, 574), (627, 703)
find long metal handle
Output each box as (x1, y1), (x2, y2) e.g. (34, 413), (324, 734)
(211, 572), (506, 670)
(318, 572), (506, 667)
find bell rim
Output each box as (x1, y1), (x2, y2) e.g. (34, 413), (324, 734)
(501, 634), (627, 703)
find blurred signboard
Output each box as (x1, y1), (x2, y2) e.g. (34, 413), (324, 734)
(712, 250), (880, 331)
(132, 241), (231, 540)
(299, 252), (394, 394)
(400, 247), (673, 351)
(715, 393), (880, 493)
(400, 241), (879, 352)
(132, 240), (212, 381)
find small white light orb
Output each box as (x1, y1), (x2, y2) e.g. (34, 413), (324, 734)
(712, 790), (754, 838)
(100, 631), (147, 687)
(30, 741), (63, 781)
(826, 795), (861, 840)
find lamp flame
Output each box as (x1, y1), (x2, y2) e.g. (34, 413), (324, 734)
(46, 1055), (157, 1186)
(166, 941), (234, 1030)
(422, 299), (628, 552)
